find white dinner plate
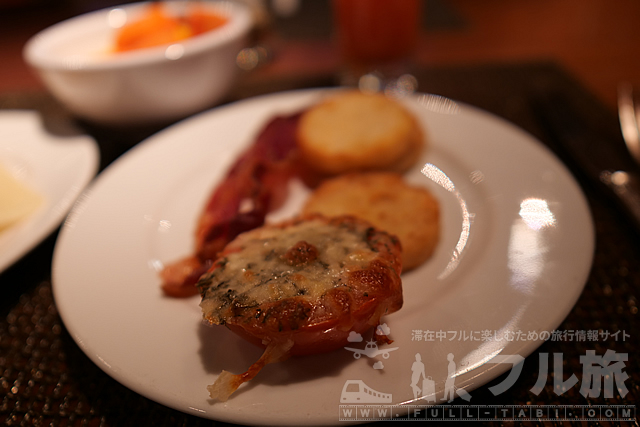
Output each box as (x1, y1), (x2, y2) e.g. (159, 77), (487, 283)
(0, 110), (99, 273)
(52, 89), (594, 425)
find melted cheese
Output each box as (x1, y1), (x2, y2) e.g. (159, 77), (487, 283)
(199, 219), (377, 324)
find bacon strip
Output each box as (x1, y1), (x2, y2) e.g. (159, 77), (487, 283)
(161, 113), (303, 297)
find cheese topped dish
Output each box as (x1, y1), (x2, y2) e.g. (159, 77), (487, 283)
(197, 214), (403, 401)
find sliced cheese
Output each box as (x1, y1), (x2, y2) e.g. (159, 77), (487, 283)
(0, 164), (43, 231)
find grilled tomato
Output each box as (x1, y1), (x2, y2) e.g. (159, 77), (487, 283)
(197, 214), (403, 400)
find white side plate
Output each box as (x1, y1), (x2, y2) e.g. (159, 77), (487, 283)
(0, 110), (99, 273)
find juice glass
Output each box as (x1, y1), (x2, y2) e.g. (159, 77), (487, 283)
(332, 0), (421, 91)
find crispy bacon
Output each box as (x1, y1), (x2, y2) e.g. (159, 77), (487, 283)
(161, 113), (303, 297)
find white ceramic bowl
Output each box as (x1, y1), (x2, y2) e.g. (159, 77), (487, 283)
(24, 1), (252, 125)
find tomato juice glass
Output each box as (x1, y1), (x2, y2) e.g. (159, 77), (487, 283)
(332, 0), (421, 91)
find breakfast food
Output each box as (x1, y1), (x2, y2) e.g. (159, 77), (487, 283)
(160, 91), (439, 298)
(303, 172), (439, 271)
(156, 92), (442, 402)
(160, 114), (303, 297)
(160, 92), (437, 296)
(0, 164), (42, 232)
(296, 91), (424, 175)
(114, 3), (228, 52)
(198, 214), (403, 400)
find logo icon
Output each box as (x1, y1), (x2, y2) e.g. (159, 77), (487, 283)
(344, 339), (399, 360)
(341, 380), (393, 403)
(344, 324), (398, 369)
(411, 352), (471, 402)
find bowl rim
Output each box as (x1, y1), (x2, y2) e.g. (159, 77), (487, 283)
(23, 0), (252, 72)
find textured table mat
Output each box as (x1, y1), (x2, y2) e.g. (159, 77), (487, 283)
(1, 62), (638, 426)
